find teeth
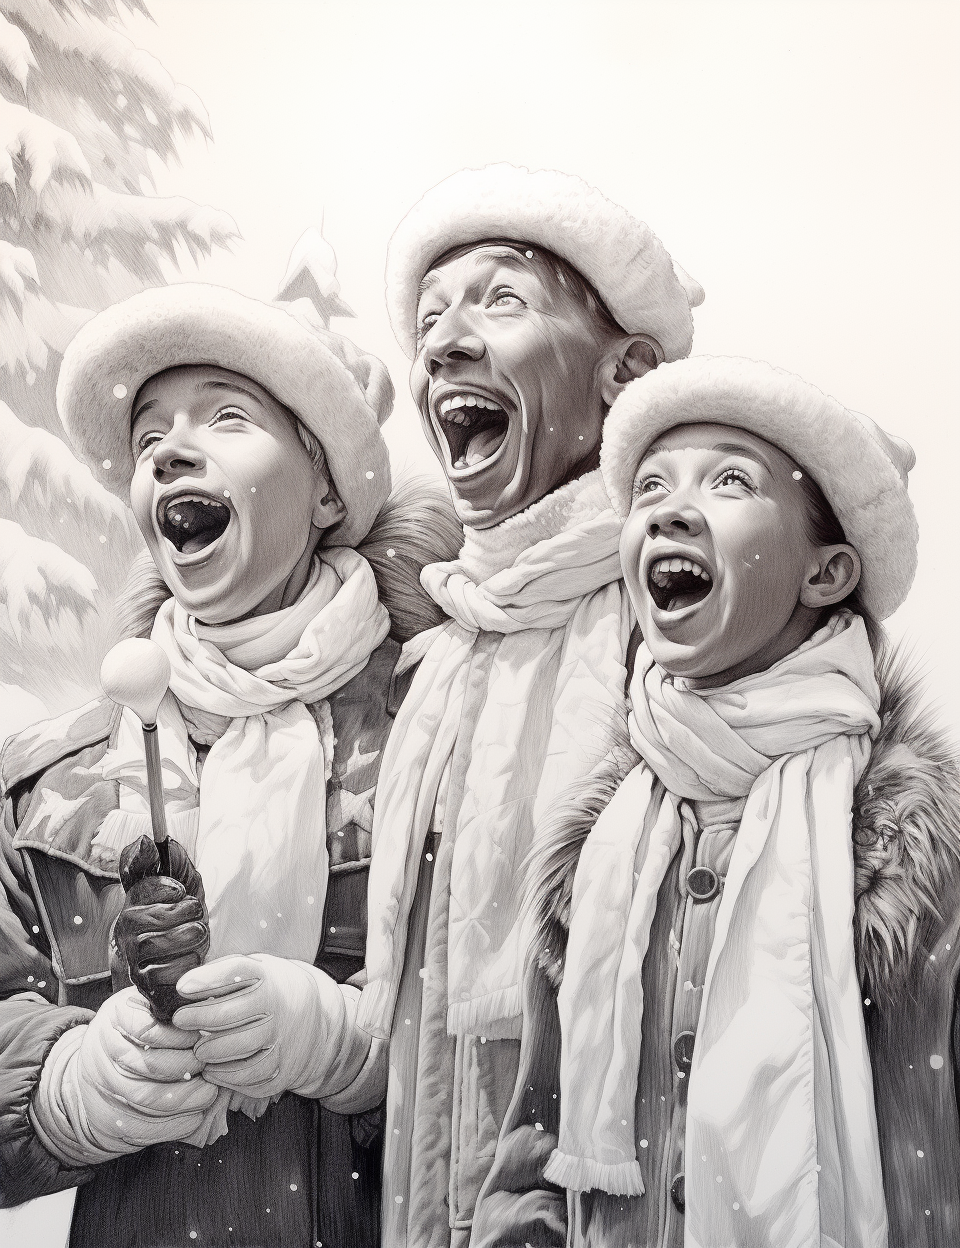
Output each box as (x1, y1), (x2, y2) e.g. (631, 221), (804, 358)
(651, 557), (712, 581)
(438, 393), (505, 417)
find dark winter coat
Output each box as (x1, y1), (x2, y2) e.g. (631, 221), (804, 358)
(0, 637), (407, 1248)
(470, 653), (960, 1248)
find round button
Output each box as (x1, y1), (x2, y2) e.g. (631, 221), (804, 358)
(670, 1173), (685, 1212)
(673, 1030), (696, 1071)
(686, 865), (720, 902)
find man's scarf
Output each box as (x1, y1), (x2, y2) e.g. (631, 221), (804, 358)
(545, 612), (888, 1248)
(96, 548), (390, 963)
(358, 471), (633, 1040)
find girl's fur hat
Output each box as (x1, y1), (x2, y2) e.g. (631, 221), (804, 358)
(385, 163), (704, 361)
(56, 283), (393, 547)
(601, 355), (918, 620)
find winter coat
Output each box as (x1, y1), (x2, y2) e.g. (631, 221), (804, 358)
(470, 652), (960, 1248)
(0, 637), (407, 1248)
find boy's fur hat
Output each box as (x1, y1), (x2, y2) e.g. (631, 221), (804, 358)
(56, 283), (393, 547)
(601, 355), (918, 620)
(385, 163), (704, 361)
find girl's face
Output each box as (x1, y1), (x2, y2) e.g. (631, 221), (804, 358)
(621, 423), (858, 686)
(129, 365), (342, 625)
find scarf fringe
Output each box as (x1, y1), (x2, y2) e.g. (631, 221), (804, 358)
(544, 1151), (645, 1196)
(446, 984), (523, 1037)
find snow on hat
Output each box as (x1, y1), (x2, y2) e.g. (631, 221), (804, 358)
(57, 283), (393, 546)
(385, 163), (704, 362)
(600, 356), (918, 620)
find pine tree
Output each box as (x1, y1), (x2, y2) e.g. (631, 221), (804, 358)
(0, 0), (238, 734)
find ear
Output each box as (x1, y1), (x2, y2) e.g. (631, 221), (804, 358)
(599, 335), (662, 408)
(799, 544), (862, 609)
(311, 474), (347, 532)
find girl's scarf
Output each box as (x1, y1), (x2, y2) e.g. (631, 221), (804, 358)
(96, 548), (390, 964)
(358, 471), (633, 1041)
(545, 612), (889, 1248)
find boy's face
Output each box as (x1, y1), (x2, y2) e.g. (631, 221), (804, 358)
(129, 365), (333, 624)
(410, 246), (613, 529)
(621, 423), (825, 685)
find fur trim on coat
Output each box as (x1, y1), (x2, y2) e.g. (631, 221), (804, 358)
(525, 644), (960, 1007)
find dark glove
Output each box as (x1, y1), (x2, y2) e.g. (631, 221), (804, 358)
(113, 836), (209, 1023)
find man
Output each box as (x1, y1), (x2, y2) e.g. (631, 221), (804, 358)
(322, 163), (704, 1246)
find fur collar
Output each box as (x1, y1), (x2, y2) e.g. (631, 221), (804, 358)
(526, 644), (960, 1007)
(456, 469), (613, 582)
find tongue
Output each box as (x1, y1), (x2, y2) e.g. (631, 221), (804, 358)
(460, 423), (506, 468)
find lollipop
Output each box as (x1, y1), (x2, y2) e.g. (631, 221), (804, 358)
(100, 639), (172, 871)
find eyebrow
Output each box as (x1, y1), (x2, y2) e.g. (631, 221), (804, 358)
(712, 441), (773, 470)
(640, 439), (772, 469)
(199, 379), (264, 406)
(131, 397), (157, 424)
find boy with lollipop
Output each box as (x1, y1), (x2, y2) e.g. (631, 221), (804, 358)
(0, 283), (458, 1246)
(473, 356), (960, 1248)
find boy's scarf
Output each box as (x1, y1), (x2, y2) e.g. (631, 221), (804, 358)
(546, 612), (889, 1248)
(96, 548), (389, 963)
(358, 471), (632, 1040)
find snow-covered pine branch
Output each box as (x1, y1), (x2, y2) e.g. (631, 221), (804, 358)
(0, 518), (106, 713)
(0, 400), (143, 588)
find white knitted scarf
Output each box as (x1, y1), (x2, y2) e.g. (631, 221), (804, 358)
(358, 470), (633, 1041)
(546, 612), (888, 1248)
(96, 548), (389, 963)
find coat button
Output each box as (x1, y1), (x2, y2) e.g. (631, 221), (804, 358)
(673, 1030), (696, 1072)
(686, 865), (720, 902)
(670, 1173), (685, 1212)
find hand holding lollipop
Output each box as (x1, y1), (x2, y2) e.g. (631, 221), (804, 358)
(101, 640), (210, 1022)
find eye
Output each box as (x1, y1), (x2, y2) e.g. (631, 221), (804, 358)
(712, 466), (755, 491)
(135, 430), (163, 454)
(632, 474), (667, 500)
(209, 405), (249, 426)
(416, 310), (442, 343)
(490, 287), (524, 309)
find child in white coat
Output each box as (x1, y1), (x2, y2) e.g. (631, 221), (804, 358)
(473, 356), (960, 1248)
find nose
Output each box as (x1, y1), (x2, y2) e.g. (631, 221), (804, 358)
(423, 308), (486, 377)
(152, 421), (206, 483)
(646, 495), (705, 539)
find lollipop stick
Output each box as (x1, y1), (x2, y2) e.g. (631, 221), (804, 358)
(142, 722), (171, 875)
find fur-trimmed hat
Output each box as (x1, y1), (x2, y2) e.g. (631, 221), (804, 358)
(385, 163), (704, 362)
(600, 356), (918, 620)
(57, 283), (393, 546)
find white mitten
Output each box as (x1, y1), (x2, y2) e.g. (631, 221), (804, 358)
(31, 987), (225, 1168)
(174, 953), (371, 1101)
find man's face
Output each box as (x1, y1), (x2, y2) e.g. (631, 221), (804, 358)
(129, 365), (327, 624)
(411, 246), (614, 528)
(621, 423), (823, 685)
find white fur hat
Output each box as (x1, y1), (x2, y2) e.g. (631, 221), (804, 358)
(600, 356), (918, 620)
(385, 163), (704, 361)
(57, 283), (393, 546)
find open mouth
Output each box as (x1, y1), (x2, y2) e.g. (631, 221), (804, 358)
(434, 392), (510, 472)
(648, 557), (713, 613)
(157, 493), (231, 555)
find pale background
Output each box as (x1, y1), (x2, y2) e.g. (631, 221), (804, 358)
(7, 0), (958, 1242)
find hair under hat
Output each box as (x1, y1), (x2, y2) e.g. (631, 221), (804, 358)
(600, 355), (918, 620)
(385, 163), (704, 362)
(57, 283), (393, 547)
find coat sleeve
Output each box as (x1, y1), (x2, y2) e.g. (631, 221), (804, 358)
(470, 958), (568, 1248)
(0, 792), (94, 1207)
